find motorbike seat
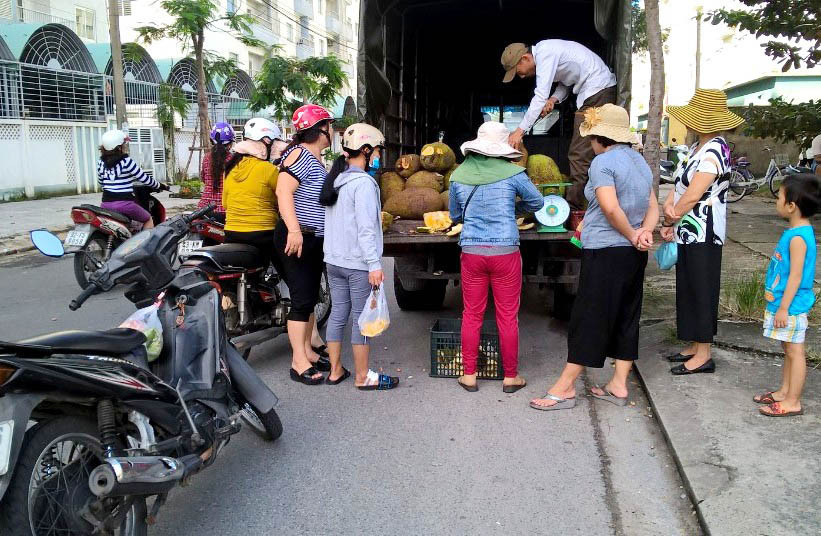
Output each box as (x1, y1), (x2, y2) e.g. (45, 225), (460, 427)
(17, 328), (146, 355)
(74, 204), (132, 224)
(660, 160), (675, 169)
(189, 243), (263, 271)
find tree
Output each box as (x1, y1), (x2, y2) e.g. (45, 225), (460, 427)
(135, 0), (261, 149)
(249, 55), (347, 120)
(644, 0), (666, 189)
(156, 84), (189, 181)
(708, 1), (820, 71)
(708, 1), (820, 149)
(631, 0), (668, 55)
(737, 97), (821, 150)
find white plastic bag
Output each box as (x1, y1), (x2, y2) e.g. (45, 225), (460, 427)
(358, 285), (390, 338)
(119, 304), (164, 362)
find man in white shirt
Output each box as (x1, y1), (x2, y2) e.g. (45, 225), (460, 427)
(502, 40), (617, 209)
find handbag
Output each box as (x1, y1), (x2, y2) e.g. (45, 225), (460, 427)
(654, 240), (678, 271)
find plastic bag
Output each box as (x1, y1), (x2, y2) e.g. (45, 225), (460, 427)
(119, 304), (164, 361)
(654, 241), (678, 271)
(358, 285), (390, 338)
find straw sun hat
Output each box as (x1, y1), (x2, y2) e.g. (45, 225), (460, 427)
(667, 89), (745, 134)
(578, 103), (634, 143)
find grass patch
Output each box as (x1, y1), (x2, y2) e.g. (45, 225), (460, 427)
(663, 324), (681, 345)
(807, 346), (821, 367)
(722, 271), (767, 321)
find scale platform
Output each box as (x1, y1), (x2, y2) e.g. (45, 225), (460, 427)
(534, 189), (572, 233)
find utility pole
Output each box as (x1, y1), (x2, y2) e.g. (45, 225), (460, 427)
(108, 0), (128, 130)
(695, 6), (702, 90)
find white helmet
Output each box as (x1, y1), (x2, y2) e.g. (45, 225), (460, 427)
(101, 129), (129, 151)
(342, 123), (385, 151)
(808, 134), (821, 159)
(244, 118), (283, 142)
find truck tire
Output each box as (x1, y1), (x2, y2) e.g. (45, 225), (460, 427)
(393, 271), (447, 310)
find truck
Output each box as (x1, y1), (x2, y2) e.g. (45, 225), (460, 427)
(358, 0), (633, 315)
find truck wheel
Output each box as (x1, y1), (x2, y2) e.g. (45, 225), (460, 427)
(393, 271), (447, 310)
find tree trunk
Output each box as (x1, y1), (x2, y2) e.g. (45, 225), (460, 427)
(195, 31), (210, 153)
(644, 0), (665, 192)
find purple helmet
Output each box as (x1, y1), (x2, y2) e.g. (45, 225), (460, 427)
(210, 122), (235, 145)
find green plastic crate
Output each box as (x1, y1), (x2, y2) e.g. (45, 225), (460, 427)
(429, 319), (502, 379)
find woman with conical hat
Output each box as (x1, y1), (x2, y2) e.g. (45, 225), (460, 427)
(660, 89), (745, 375)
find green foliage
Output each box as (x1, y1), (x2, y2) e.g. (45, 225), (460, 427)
(249, 55), (347, 120)
(722, 271), (767, 321)
(334, 115), (357, 130)
(156, 84), (188, 130)
(708, 0), (820, 71)
(738, 97), (821, 150)
(178, 179), (203, 198)
(632, 0), (669, 54)
(321, 149), (342, 162)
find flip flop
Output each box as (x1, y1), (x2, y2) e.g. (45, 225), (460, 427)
(502, 379), (527, 393)
(325, 367), (350, 385)
(458, 379), (478, 392)
(357, 372), (399, 391)
(759, 402), (803, 417)
(753, 391), (776, 404)
(589, 385), (628, 407)
(529, 393), (576, 411)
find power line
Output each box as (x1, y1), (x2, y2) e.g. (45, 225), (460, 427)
(255, 0), (359, 54)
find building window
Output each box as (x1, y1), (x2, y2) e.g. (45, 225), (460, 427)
(226, 0), (235, 14)
(75, 7), (95, 40)
(118, 0), (132, 16)
(286, 23), (293, 42)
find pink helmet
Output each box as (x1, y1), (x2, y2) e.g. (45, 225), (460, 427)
(292, 104), (334, 132)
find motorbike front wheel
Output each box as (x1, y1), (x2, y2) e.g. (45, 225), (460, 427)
(240, 404), (283, 442)
(0, 416), (148, 536)
(73, 234), (113, 289)
(314, 268), (332, 328)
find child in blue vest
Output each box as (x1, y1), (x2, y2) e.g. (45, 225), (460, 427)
(756, 173), (820, 417)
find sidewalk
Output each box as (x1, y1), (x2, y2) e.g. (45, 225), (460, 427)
(636, 322), (821, 536)
(0, 189), (198, 256)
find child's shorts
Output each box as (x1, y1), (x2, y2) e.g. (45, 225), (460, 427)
(763, 310), (808, 343)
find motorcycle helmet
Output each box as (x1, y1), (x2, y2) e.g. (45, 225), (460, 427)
(243, 118), (283, 142)
(101, 129), (130, 151)
(292, 104), (334, 132)
(342, 123), (385, 151)
(210, 122), (236, 145)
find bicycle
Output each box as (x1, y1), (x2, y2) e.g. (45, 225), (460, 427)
(726, 146), (790, 202)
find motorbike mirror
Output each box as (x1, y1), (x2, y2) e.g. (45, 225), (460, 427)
(30, 229), (65, 258)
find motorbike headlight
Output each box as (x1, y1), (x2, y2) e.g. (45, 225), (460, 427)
(0, 364), (15, 386)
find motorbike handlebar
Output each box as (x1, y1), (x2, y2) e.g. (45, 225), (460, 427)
(69, 282), (99, 311)
(184, 204), (216, 224)
(160, 183), (172, 191)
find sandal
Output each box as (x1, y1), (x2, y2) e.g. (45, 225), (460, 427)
(502, 378), (527, 394)
(589, 385), (628, 407)
(289, 367), (324, 385)
(312, 344), (330, 358)
(357, 369), (399, 391)
(309, 355), (331, 372)
(529, 394), (576, 411)
(753, 391), (776, 404)
(325, 367), (350, 385)
(458, 379), (478, 392)
(759, 402), (803, 417)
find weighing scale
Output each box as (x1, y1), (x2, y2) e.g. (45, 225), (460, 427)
(534, 186), (572, 233)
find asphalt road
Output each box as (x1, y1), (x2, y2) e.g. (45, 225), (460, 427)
(0, 253), (700, 535)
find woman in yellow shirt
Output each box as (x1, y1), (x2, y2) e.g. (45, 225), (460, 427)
(222, 118), (283, 269)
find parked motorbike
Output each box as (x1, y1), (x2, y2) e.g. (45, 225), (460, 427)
(1, 206), (281, 535)
(659, 144), (689, 184)
(68, 183), (171, 289)
(178, 212), (225, 259)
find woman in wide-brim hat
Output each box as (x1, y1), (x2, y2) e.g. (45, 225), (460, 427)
(449, 121), (545, 393)
(660, 89), (744, 375)
(531, 104), (658, 411)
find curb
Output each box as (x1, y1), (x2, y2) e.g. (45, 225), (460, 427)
(0, 205), (198, 258)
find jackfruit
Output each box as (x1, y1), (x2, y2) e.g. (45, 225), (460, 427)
(381, 211), (394, 233)
(380, 172), (405, 205)
(395, 154), (422, 178)
(423, 211), (452, 231)
(526, 154), (562, 185)
(513, 145), (528, 168)
(443, 164), (458, 190)
(420, 142), (456, 172)
(383, 187), (444, 220)
(446, 223), (463, 237)
(518, 223), (535, 231)
(406, 170), (444, 193)
(440, 190), (449, 209)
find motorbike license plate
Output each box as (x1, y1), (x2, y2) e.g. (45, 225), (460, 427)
(177, 240), (203, 257)
(64, 230), (89, 247)
(0, 420), (13, 476)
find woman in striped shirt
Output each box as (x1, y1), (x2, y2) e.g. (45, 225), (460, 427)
(275, 104), (334, 385)
(97, 129), (160, 229)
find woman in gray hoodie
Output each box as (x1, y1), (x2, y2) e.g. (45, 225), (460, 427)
(319, 123), (399, 391)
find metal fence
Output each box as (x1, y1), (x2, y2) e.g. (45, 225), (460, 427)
(0, 59), (252, 127)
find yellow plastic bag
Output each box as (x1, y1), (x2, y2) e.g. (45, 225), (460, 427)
(358, 285), (390, 338)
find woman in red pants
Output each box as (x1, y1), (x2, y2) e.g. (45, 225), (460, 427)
(448, 121), (545, 392)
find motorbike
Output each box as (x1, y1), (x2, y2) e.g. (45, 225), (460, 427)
(177, 212), (225, 260)
(0, 205), (281, 535)
(660, 144), (689, 184)
(68, 183), (171, 289)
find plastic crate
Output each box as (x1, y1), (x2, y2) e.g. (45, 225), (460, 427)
(429, 318), (503, 379)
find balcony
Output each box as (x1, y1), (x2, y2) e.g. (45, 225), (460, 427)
(247, 1), (279, 45)
(294, 0), (313, 18)
(17, 7), (77, 33)
(343, 22), (355, 42)
(296, 38), (314, 59)
(325, 13), (341, 35)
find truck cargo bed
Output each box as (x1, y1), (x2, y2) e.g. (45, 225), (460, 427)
(383, 219), (572, 245)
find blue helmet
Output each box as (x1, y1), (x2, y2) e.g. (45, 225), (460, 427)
(210, 122), (235, 145)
